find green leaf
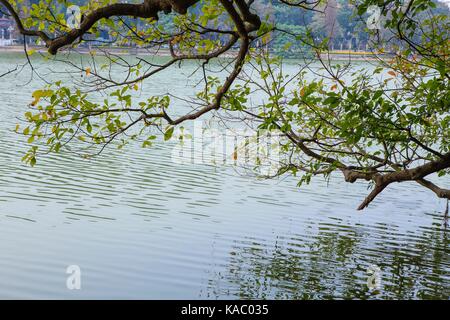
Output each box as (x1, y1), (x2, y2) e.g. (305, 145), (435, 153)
(164, 126), (174, 141)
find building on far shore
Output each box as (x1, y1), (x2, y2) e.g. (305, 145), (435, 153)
(0, 17), (15, 46)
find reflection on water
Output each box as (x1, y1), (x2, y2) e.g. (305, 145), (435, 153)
(0, 54), (448, 299)
(203, 216), (448, 299)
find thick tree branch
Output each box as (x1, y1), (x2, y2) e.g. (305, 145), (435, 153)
(357, 153), (450, 210)
(286, 126), (450, 210)
(416, 179), (450, 199)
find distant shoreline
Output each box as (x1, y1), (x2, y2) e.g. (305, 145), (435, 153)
(0, 45), (390, 61)
(0, 45), (239, 58)
(0, 45), (176, 56)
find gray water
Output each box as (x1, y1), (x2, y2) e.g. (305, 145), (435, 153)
(0, 53), (448, 299)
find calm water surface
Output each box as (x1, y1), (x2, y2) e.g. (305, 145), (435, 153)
(0, 53), (448, 299)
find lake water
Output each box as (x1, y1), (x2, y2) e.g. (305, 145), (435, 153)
(0, 53), (448, 299)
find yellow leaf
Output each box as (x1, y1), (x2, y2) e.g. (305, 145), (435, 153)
(261, 33), (271, 45)
(171, 36), (181, 44)
(30, 89), (51, 106)
(331, 84), (337, 91)
(85, 68), (91, 76)
(387, 71), (396, 77)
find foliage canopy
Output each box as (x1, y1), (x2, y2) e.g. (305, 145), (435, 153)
(1, 0), (449, 209)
